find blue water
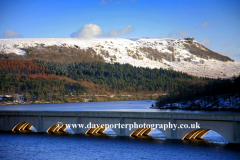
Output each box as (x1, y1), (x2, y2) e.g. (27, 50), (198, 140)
(0, 132), (240, 160)
(0, 100), (239, 113)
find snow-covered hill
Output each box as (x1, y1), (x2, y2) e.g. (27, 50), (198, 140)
(0, 37), (239, 78)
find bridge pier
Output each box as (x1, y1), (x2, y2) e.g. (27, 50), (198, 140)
(38, 116), (43, 132)
(5, 115), (9, 131)
(171, 118), (177, 139)
(76, 116), (81, 133)
(120, 117), (125, 136)
(234, 120), (240, 142)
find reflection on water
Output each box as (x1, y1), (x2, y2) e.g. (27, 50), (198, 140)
(58, 126), (231, 145)
(105, 127), (229, 144)
(202, 130), (228, 144)
(0, 131), (240, 160)
(104, 128), (118, 136)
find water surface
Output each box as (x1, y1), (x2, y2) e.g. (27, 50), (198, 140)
(0, 100), (239, 114)
(0, 131), (239, 160)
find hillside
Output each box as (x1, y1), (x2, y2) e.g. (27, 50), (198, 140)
(0, 38), (239, 78)
(0, 59), (210, 98)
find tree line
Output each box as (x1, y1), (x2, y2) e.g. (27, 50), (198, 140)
(1, 58), (230, 105)
(0, 59), (50, 75)
(0, 73), (87, 102)
(156, 75), (240, 111)
(37, 60), (210, 94)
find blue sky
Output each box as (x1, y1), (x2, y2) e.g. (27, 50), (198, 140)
(0, 0), (239, 61)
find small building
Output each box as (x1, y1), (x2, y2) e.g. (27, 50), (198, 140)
(0, 94), (24, 102)
(0, 95), (14, 102)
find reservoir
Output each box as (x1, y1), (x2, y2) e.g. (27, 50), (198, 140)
(0, 100), (240, 159)
(0, 100), (239, 113)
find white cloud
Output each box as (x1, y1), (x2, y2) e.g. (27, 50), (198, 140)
(222, 42), (234, 47)
(178, 31), (189, 37)
(99, 0), (107, 5)
(108, 25), (133, 37)
(0, 30), (22, 39)
(99, 0), (136, 5)
(201, 39), (212, 47)
(167, 30), (176, 37)
(115, 1), (121, 4)
(70, 24), (103, 38)
(219, 50), (233, 56)
(159, 33), (164, 37)
(70, 24), (133, 38)
(232, 54), (240, 62)
(196, 22), (209, 29)
(168, 29), (189, 38)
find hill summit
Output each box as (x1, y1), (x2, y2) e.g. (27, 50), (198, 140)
(0, 37), (239, 78)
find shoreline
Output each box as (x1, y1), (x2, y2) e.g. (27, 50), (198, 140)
(0, 95), (158, 106)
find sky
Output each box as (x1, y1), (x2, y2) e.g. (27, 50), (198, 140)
(0, 0), (240, 61)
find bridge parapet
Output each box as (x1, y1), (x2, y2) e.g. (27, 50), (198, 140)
(0, 111), (240, 143)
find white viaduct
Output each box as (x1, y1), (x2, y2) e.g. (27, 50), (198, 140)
(0, 111), (240, 143)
